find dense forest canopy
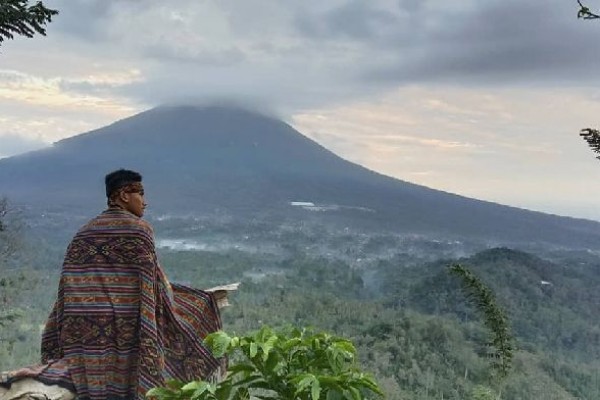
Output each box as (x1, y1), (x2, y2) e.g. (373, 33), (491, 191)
(2, 216), (600, 399)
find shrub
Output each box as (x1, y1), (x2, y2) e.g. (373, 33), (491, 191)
(147, 326), (383, 400)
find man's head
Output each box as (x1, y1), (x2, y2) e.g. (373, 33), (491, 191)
(105, 169), (146, 217)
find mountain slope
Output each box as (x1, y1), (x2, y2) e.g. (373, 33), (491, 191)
(0, 105), (599, 248)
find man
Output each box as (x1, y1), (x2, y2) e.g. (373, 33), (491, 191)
(1, 169), (224, 399)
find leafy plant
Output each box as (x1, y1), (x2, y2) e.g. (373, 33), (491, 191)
(449, 264), (514, 380)
(577, 0), (600, 19)
(580, 128), (600, 159)
(147, 326), (383, 400)
(469, 385), (496, 400)
(0, 0), (58, 46)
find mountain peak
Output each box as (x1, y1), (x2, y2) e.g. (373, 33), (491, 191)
(55, 104), (285, 148)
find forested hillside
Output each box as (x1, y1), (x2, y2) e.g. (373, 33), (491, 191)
(2, 226), (599, 400)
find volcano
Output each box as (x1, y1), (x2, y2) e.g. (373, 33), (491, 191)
(0, 105), (599, 248)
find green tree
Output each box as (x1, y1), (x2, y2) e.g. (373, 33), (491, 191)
(147, 326), (383, 400)
(0, 0), (58, 46)
(577, 1), (600, 150)
(469, 385), (496, 400)
(0, 198), (24, 349)
(0, 276), (22, 341)
(449, 264), (514, 381)
(579, 128), (600, 158)
(0, 197), (22, 263)
(577, 0), (600, 19)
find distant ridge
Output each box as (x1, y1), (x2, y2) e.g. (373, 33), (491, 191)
(1, 105), (600, 248)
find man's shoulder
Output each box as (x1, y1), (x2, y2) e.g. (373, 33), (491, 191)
(78, 209), (155, 236)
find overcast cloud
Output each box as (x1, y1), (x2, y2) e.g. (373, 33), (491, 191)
(12, 0), (595, 110)
(2, 0), (600, 219)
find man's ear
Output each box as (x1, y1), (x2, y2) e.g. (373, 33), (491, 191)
(118, 190), (130, 203)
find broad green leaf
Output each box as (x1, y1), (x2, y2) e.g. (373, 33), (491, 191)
(290, 327), (303, 338)
(146, 387), (176, 399)
(249, 342), (258, 358)
(215, 382), (232, 400)
(145, 387), (161, 397)
(244, 381), (273, 391)
(207, 384), (217, 395)
(192, 388), (209, 400)
(261, 334), (279, 361)
(182, 381), (206, 391)
(348, 386), (361, 400)
(205, 331), (232, 357)
(356, 375), (383, 395)
(293, 374), (315, 392)
(257, 326), (274, 342)
(264, 351), (282, 375)
(313, 338), (321, 350)
(311, 378), (321, 400)
(326, 348), (344, 374)
(318, 376), (344, 392)
(282, 337), (302, 351)
(165, 380), (185, 390)
(230, 375), (265, 388)
(326, 389), (344, 400)
(333, 340), (355, 352)
(232, 386), (250, 400)
(227, 364), (256, 376)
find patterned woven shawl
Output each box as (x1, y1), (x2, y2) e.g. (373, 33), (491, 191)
(1, 209), (223, 399)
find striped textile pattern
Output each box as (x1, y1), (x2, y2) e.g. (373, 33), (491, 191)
(1, 209), (223, 399)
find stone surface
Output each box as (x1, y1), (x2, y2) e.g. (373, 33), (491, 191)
(0, 378), (74, 400)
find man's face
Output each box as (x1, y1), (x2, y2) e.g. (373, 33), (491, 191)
(122, 186), (146, 217)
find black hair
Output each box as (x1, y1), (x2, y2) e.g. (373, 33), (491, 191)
(105, 169), (142, 198)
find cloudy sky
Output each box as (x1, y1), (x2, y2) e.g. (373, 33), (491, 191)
(3, 0), (600, 219)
